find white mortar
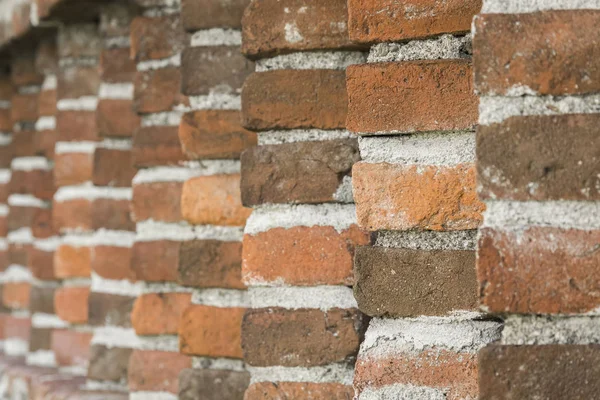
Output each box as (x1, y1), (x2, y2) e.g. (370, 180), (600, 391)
(54, 184), (132, 202)
(31, 312), (68, 328)
(369, 34), (471, 63)
(98, 138), (133, 150)
(190, 28), (242, 47)
(56, 97), (98, 111)
(35, 116), (57, 131)
(248, 364), (354, 385)
(98, 83), (134, 100)
(141, 111), (185, 127)
(257, 129), (353, 145)
(8, 194), (48, 208)
(248, 286), (357, 311)
(482, 0), (600, 12)
(92, 327), (179, 351)
(0, 265), (32, 282)
(191, 288), (249, 308)
(132, 161), (240, 184)
(11, 156), (52, 170)
(188, 94), (242, 110)
(257, 51), (366, 71)
(26, 350), (57, 368)
(7, 227), (33, 244)
(502, 315), (600, 345)
(137, 53), (181, 71)
(62, 230), (136, 247)
(192, 357), (246, 372)
(4, 338), (28, 356)
(55, 141), (97, 154)
(359, 384), (447, 400)
(130, 392), (178, 400)
(375, 230), (477, 251)
(135, 220), (243, 242)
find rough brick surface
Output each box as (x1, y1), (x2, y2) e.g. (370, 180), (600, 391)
(91, 246), (134, 281)
(347, 61), (477, 134)
(57, 111), (98, 142)
(9, 169), (55, 199)
(131, 292), (191, 335)
(52, 329), (92, 367)
(54, 152), (93, 187)
(131, 240), (179, 282)
(54, 244), (91, 278)
(353, 162), (484, 231)
(474, 11), (600, 96)
(179, 368), (249, 400)
(128, 350), (191, 393)
(242, 70), (348, 130)
(100, 47), (136, 83)
(53, 198), (134, 232)
(11, 93), (38, 123)
(57, 66), (101, 99)
(241, 139), (359, 206)
(181, 0), (250, 31)
(29, 247), (55, 280)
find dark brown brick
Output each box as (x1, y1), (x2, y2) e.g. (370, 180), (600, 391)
(100, 47), (136, 83)
(178, 369), (249, 400)
(242, 70), (347, 130)
(9, 169), (54, 200)
(241, 139), (359, 206)
(30, 327), (52, 351)
(178, 240), (244, 289)
(28, 247), (55, 280)
(28, 286), (55, 314)
(181, 0), (249, 31)
(242, 307), (366, 367)
(133, 68), (189, 113)
(87, 345), (132, 383)
(88, 292), (135, 327)
(36, 38), (59, 75)
(38, 89), (57, 117)
(132, 126), (185, 167)
(130, 15), (186, 62)
(92, 148), (136, 187)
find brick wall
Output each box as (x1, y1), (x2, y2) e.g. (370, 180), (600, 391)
(0, 0), (597, 399)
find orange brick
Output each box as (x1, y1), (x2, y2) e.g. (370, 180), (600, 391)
(54, 244), (91, 278)
(9, 169), (54, 200)
(54, 152), (94, 187)
(2, 282), (31, 309)
(132, 292), (191, 335)
(54, 286), (90, 324)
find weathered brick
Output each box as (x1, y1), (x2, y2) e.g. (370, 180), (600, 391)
(132, 126), (185, 167)
(242, 0), (355, 58)
(31, 208), (55, 239)
(96, 99), (140, 138)
(54, 244), (91, 278)
(2, 282), (31, 309)
(57, 66), (101, 99)
(242, 70), (347, 130)
(54, 152), (93, 187)
(11, 93), (38, 123)
(245, 382), (354, 400)
(128, 350), (191, 393)
(179, 304), (246, 358)
(178, 240), (244, 289)
(133, 68), (188, 113)
(478, 114), (600, 201)
(181, 46), (254, 96)
(88, 345), (132, 383)
(131, 292), (191, 335)
(348, 0), (481, 43)
(354, 246), (478, 317)
(131, 182), (182, 222)
(52, 329), (92, 368)
(100, 48), (136, 83)
(9, 168), (54, 200)
(28, 247), (55, 280)
(28, 286), (55, 314)
(353, 163), (484, 231)
(181, 0), (249, 31)
(178, 368), (249, 400)
(88, 292), (134, 327)
(243, 307), (365, 367)
(179, 110), (256, 160)
(92, 148), (136, 187)
(91, 246), (134, 281)
(56, 111), (98, 141)
(479, 345), (600, 400)
(241, 139), (359, 206)
(130, 15), (185, 62)
(57, 25), (102, 59)
(54, 286), (89, 324)
(243, 225), (369, 286)
(474, 11), (600, 96)
(478, 227), (600, 314)
(181, 174), (251, 226)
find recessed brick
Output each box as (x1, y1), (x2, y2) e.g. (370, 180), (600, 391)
(28, 286), (55, 314)
(478, 227), (600, 314)
(245, 382), (354, 400)
(178, 368), (249, 400)
(478, 114), (600, 201)
(91, 246), (134, 281)
(96, 99), (141, 138)
(128, 350), (191, 393)
(34, 129), (59, 160)
(181, 0), (249, 31)
(131, 181), (182, 223)
(4, 315), (30, 342)
(242, 70), (348, 130)
(38, 89), (57, 117)
(132, 126), (185, 167)
(0, 109), (10, 131)
(92, 148), (136, 187)
(54, 244), (91, 278)
(353, 162), (484, 231)
(11, 54), (44, 86)
(28, 247), (55, 280)
(57, 65), (101, 100)
(88, 292), (135, 327)
(53, 198), (134, 233)
(348, 0), (481, 43)
(88, 345), (132, 383)
(35, 38), (58, 74)
(130, 15), (185, 62)
(242, 0), (356, 58)
(2, 282), (31, 309)
(9, 169), (54, 200)
(52, 329), (92, 368)
(474, 11), (600, 96)
(30, 327), (52, 352)
(178, 240), (244, 289)
(179, 304), (246, 358)
(31, 208), (55, 239)
(54, 152), (93, 187)
(241, 139), (359, 206)
(131, 240), (179, 282)
(57, 111), (98, 142)
(100, 47), (136, 83)
(11, 93), (38, 123)
(54, 286), (90, 324)
(181, 174), (251, 226)
(11, 130), (37, 157)
(8, 242), (32, 267)
(133, 68), (189, 114)
(347, 61), (477, 134)
(131, 292), (191, 335)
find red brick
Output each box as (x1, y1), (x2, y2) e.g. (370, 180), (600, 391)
(2, 282), (31, 309)
(245, 382), (354, 400)
(133, 68), (188, 113)
(179, 110), (256, 160)
(242, 0), (356, 58)
(181, 0), (249, 31)
(54, 244), (91, 278)
(54, 286), (89, 324)
(34, 129), (58, 160)
(132, 292), (191, 335)
(474, 11), (600, 96)
(9, 169), (54, 200)
(57, 66), (101, 99)
(31, 208), (55, 239)
(128, 350), (191, 393)
(131, 182), (183, 222)
(54, 152), (93, 187)
(10, 130), (37, 157)
(478, 227), (600, 314)
(100, 48), (136, 83)
(353, 162), (484, 231)
(56, 111), (98, 142)
(179, 304), (246, 358)
(130, 15), (185, 62)
(52, 329), (92, 368)
(38, 89), (57, 117)
(348, 0), (481, 43)
(11, 93), (38, 123)
(181, 174), (251, 226)
(96, 99), (140, 138)
(243, 225), (369, 286)
(132, 126), (185, 167)
(131, 240), (179, 282)
(347, 61), (478, 134)
(91, 246), (134, 281)
(28, 247), (55, 280)
(242, 70), (347, 130)
(92, 148), (136, 187)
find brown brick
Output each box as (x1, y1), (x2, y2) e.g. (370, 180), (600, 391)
(52, 329), (92, 368)
(38, 89), (57, 117)
(245, 382), (354, 400)
(128, 350), (191, 393)
(31, 208), (55, 239)
(2, 282), (31, 309)
(57, 25), (102, 59)
(11, 93), (38, 123)
(347, 61), (477, 134)
(181, 174), (251, 226)
(179, 110), (257, 160)
(0, 144), (12, 169)
(57, 66), (101, 99)
(0, 109), (10, 130)
(478, 114), (600, 201)
(479, 227), (600, 314)
(9, 169), (54, 200)
(479, 345), (600, 400)
(131, 240), (179, 282)
(179, 304), (246, 358)
(12, 54), (44, 86)
(133, 68), (188, 114)
(28, 286), (55, 314)
(241, 139), (359, 206)
(54, 152), (93, 187)
(54, 244), (91, 278)
(181, 0), (249, 31)
(88, 345), (132, 383)
(8, 242), (32, 267)
(131, 181), (183, 222)
(57, 111), (98, 141)
(130, 15), (185, 62)
(0, 78), (13, 101)
(28, 247), (55, 280)
(54, 286), (90, 324)
(181, 46), (254, 96)
(96, 99), (140, 138)
(353, 162), (484, 231)
(354, 246), (478, 317)
(92, 148), (136, 187)
(243, 307), (365, 367)
(132, 126), (185, 167)
(99, 3), (136, 38)
(88, 292), (135, 327)
(0, 214), (5, 237)
(100, 48), (136, 83)
(348, 0), (481, 44)
(243, 70), (347, 130)
(91, 246), (134, 281)
(132, 292), (191, 335)
(30, 327), (52, 352)
(243, 225), (369, 286)
(178, 240), (244, 289)
(34, 129), (59, 160)
(11, 130), (37, 157)
(242, 0), (356, 58)
(474, 11), (600, 96)
(178, 369), (249, 400)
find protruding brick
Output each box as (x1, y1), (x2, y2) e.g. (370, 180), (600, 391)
(28, 286), (55, 314)
(52, 329), (92, 368)
(348, 0), (481, 43)
(128, 350), (191, 393)
(57, 111), (98, 142)
(54, 286), (90, 324)
(242, 70), (347, 130)
(54, 244), (91, 278)
(91, 246), (134, 281)
(346, 61), (478, 134)
(178, 240), (244, 289)
(53, 198), (134, 233)
(132, 126), (185, 167)
(92, 148), (136, 187)
(131, 182), (182, 222)
(179, 369), (249, 400)
(28, 247), (55, 280)
(96, 99), (140, 138)
(179, 305), (246, 358)
(88, 345), (132, 383)
(241, 139), (359, 206)
(133, 68), (188, 114)
(245, 382), (354, 400)
(9, 168), (54, 200)
(130, 15), (185, 62)
(100, 48), (136, 83)
(131, 292), (191, 335)
(11, 93), (38, 123)
(88, 292), (134, 327)
(181, 0), (249, 31)
(54, 152), (93, 187)
(353, 162), (484, 231)
(2, 282), (31, 309)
